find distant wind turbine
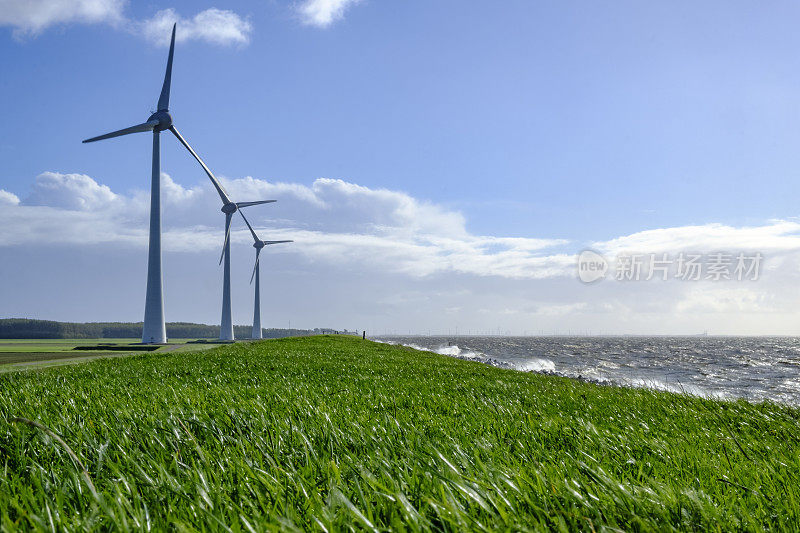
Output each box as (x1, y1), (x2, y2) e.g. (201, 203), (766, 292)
(239, 211), (292, 339)
(169, 123), (276, 341)
(83, 23), (274, 342)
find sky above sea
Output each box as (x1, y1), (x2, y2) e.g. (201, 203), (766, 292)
(2, 1), (800, 335)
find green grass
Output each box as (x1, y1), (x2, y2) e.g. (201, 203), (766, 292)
(0, 352), (115, 365)
(0, 336), (797, 531)
(0, 340), (215, 371)
(0, 339), (199, 353)
(0, 340), (130, 353)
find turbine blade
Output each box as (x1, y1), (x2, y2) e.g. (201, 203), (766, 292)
(236, 200), (276, 208)
(238, 209), (259, 243)
(169, 126), (231, 205)
(82, 120), (158, 143)
(219, 215), (232, 266)
(250, 249), (260, 284)
(157, 23), (177, 111)
(264, 240), (293, 245)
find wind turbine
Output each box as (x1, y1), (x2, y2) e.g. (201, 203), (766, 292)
(167, 124), (276, 341)
(82, 24), (181, 343)
(239, 211), (292, 339)
(83, 23), (274, 342)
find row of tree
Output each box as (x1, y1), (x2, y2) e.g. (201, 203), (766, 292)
(0, 319), (348, 339)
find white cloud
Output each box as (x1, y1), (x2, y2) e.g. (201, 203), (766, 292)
(533, 302), (588, 316)
(7, 172), (800, 334)
(13, 172), (800, 287)
(0, 2), (251, 47)
(225, 177), (468, 236)
(594, 221), (800, 254)
(0, 173), (570, 279)
(23, 171), (120, 211)
(297, 0), (361, 28)
(140, 8), (252, 47)
(676, 286), (774, 314)
(8, 171), (800, 333)
(217, 176), (571, 279)
(0, 189), (20, 206)
(161, 172), (205, 204)
(0, 205), (145, 247)
(0, 0), (125, 36)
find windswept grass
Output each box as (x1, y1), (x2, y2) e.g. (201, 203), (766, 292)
(0, 336), (797, 531)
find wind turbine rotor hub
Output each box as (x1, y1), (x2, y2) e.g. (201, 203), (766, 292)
(221, 202), (238, 214)
(147, 110), (173, 131)
(254, 241), (265, 249)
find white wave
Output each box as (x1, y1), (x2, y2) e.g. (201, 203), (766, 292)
(517, 358), (556, 372)
(435, 345), (462, 356)
(782, 377), (800, 390)
(402, 343), (428, 352)
(433, 344), (482, 359)
(377, 340), (484, 360)
(627, 377), (726, 399)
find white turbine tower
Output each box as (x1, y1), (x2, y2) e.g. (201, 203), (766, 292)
(82, 24), (180, 343)
(239, 211), (292, 339)
(83, 23), (274, 343)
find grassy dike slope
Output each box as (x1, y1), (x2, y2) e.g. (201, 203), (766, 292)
(0, 336), (797, 531)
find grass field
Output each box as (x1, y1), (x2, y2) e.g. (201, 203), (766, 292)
(0, 339), (148, 370)
(0, 339), (202, 353)
(0, 339), (140, 353)
(0, 339), (217, 370)
(0, 336), (797, 530)
(0, 352), (115, 366)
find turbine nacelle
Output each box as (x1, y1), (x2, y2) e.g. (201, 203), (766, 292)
(147, 110), (173, 131)
(217, 201), (276, 265)
(249, 239), (293, 283)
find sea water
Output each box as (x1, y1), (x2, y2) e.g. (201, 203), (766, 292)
(376, 336), (800, 405)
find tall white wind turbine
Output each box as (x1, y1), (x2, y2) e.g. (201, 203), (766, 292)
(82, 24), (181, 343)
(239, 211), (292, 339)
(83, 23), (274, 342)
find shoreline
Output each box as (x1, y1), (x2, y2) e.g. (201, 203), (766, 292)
(377, 337), (793, 406)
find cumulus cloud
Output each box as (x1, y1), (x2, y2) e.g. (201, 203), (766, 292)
(675, 286), (774, 314)
(0, 189), (20, 206)
(9, 172), (800, 279)
(5, 172), (800, 333)
(223, 177), (468, 236)
(161, 172), (205, 204)
(297, 0), (361, 28)
(140, 8), (252, 47)
(23, 171), (120, 211)
(7, 171), (800, 331)
(11, 171), (800, 287)
(594, 221), (800, 254)
(0, 0), (125, 36)
(217, 176), (571, 278)
(0, 2), (251, 47)
(0, 173), (570, 279)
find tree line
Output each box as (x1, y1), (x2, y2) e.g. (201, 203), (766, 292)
(0, 319), (349, 339)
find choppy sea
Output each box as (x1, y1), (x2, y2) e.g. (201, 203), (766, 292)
(375, 336), (800, 405)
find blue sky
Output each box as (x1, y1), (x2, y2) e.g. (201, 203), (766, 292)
(3, 1), (800, 334)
